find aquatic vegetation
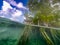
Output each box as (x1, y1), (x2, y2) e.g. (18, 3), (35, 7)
(18, 0), (60, 45)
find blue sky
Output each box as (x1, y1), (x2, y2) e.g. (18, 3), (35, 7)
(0, 0), (29, 23)
(0, 0), (28, 10)
(14, 0), (28, 6)
(0, 0), (3, 10)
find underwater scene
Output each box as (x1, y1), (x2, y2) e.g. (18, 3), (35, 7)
(0, 0), (60, 45)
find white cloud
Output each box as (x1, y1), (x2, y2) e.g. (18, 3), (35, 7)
(0, 0), (28, 23)
(16, 2), (28, 9)
(2, 1), (13, 11)
(17, 2), (24, 8)
(10, 1), (17, 6)
(4, 0), (28, 10)
(12, 10), (22, 17)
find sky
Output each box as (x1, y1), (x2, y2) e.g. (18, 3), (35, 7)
(0, 0), (28, 9)
(0, 0), (29, 23)
(14, 0), (28, 6)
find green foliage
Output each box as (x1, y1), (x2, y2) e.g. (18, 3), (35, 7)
(28, 0), (60, 27)
(17, 0), (60, 45)
(28, 0), (51, 11)
(18, 25), (60, 45)
(52, 0), (60, 4)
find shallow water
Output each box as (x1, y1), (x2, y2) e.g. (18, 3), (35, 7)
(0, 25), (60, 45)
(0, 18), (60, 45)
